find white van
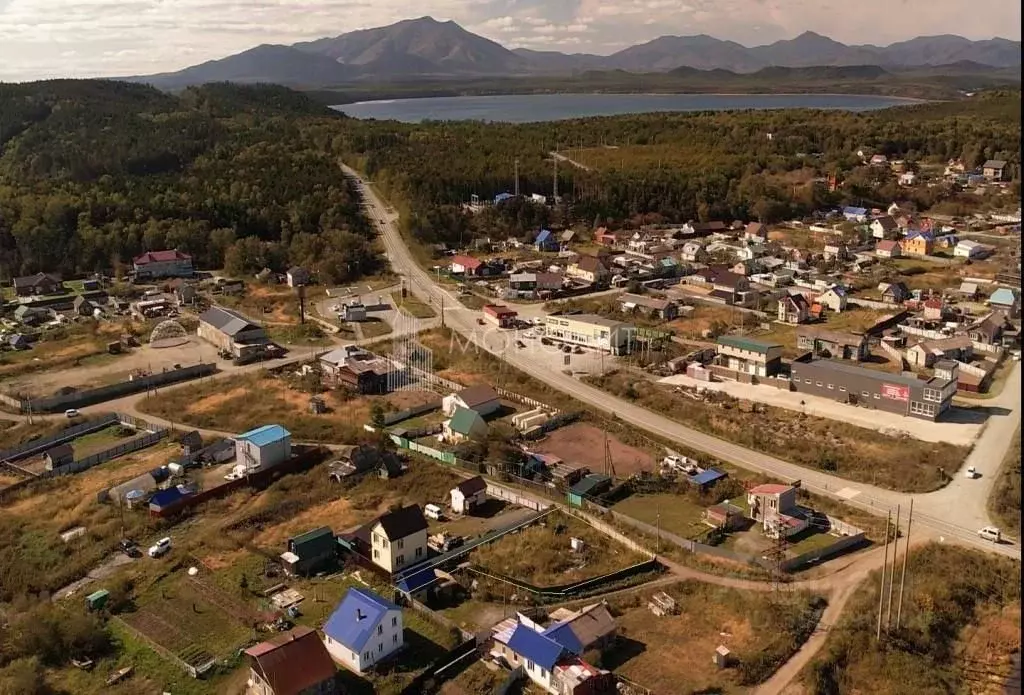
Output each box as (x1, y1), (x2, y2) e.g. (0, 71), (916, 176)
(148, 537), (172, 558)
(424, 504), (444, 521)
(978, 526), (1002, 543)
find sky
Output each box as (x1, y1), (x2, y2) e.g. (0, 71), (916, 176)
(0, 0), (1019, 81)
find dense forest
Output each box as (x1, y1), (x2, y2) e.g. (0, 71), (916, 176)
(328, 90), (1021, 246)
(0, 81), (1019, 279)
(0, 81), (379, 282)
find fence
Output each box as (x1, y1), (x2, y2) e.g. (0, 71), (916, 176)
(112, 617), (214, 678)
(780, 532), (867, 572)
(397, 638), (479, 695)
(7, 363), (217, 413)
(519, 411), (581, 441)
(847, 297), (901, 311)
(389, 434), (457, 465)
(465, 558), (661, 600)
(49, 429), (168, 477)
(0, 413), (119, 462)
(495, 386), (559, 415)
(486, 482), (552, 511)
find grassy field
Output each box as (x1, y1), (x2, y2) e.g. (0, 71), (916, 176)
(803, 544), (1020, 695)
(359, 316), (393, 339)
(470, 511), (647, 588)
(217, 282), (311, 325)
(136, 370), (438, 443)
(988, 426), (1021, 537)
(391, 292), (437, 319)
(754, 307), (898, 359)
(612, 493), (709, 540)
(70, 424), (135, 458)
(606, 581), (823, 693)
(266, 322), (332, 346)
(588, 370), (965, 492)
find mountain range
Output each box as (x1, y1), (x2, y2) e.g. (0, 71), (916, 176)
(132, 16), (1022, 89)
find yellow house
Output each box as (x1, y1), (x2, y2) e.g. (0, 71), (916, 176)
(902, 231), (934, 256)
(566, 255), (610, 284)
(365, 505), (429, 574)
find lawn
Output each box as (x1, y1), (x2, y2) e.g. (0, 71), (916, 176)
(391, 292), (437, 319)
(754, 307), (897, 358)
(802, 544), (1020, 694)
(136, 370), (439, 443)
(611, 493), (709, 541)
(587, 370), (966, 493)
(70, 424), (135, 458)
(470, 511), (647, 588)
(988, 425), (1021, 537)
(605, 580), (823, 694)
(266, 323), (332, 346)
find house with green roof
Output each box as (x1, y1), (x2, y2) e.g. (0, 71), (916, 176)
(281, 526), (337, 576)
(716, 335), (784, 378)
(442, 406), (488, 443)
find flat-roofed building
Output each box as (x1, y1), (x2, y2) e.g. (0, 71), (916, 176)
(543, 314), (636, 355)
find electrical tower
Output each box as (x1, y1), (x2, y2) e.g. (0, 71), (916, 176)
(603, 430), (616, 479)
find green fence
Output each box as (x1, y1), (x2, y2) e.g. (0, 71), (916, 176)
(389, 435), (456, 465)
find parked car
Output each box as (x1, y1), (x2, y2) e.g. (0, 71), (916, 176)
(964, 466), (979, 479)
(573, 346), (584, 354)
(978, 526), (1002, 543)
(118, 539), (142, 558)
(562, 345), (572, 353)
(540, 337), (553, 346)
(148, 537), (172, 558)
(515, 340), (526, 349)
(64, 408), (80, 418)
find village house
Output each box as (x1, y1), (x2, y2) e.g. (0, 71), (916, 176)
(442, 384), (501, 417)
(175, 284), (198, 307)
(988, 288), (1020, 319)
(566, 255), (610, 285)
(450, 476), (487, 514)
(796, 326), (870, 361)
(12, 272), (63, 297)
(482, 304), (518, 328)
(286, 266), (310, 287)
(715, 336), (784, 378)
(280, 527), (336, 577)
(450, 255), (484, 276)
(902, 230), (934, 256)
(593, 228), (620, 247)
(442, 407), (488, 443)
(534, 229), (560, 251)
(875, 240), (902, 258)
(71, 295), (96, 317)
(692, 266), (751, 304)
(747, 484), (808, 538)
(966, 312), (1010, 346)
(618, 293), (679, 320)
(982, 159), (1007, 181)
(842, 206), (868, 223)
(319, 349), (391, 394)
(197, 305), (269, 359)
(777, 292), (811, 324)
(133, 249), (194, 279)
(823, 242), (848, 261)
(323, 587), (404, 674)
(244, 625), (337, 695)
(954, 240), (988, 260)
(545, 602), (618, 652)
(899, 171), (917, 186)
(744, 222), (767, 242)
(870, 216), (900, 240)
(906, 336), (974, 368)
(922, 297), (945, 321)
(235, 425), (292, 471)
(627, 233), (655, 255)
(491, 618), (616, 695)
(350, 505), (430, 574)
(817, 286), (848, 313)
(8, 334), (31, 350)
(680, 241), (707, 263)
(13, 305), (49, 325)
(870, 154), (889, 166)
(880, 282), (911, 304)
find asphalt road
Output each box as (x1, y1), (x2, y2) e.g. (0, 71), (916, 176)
(345, 164), (1022, 561)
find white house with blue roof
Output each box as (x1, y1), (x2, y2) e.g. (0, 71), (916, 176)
(534, 229), (559, 252)
(234, 424), (291, 471)
(323, 587), (404, 674)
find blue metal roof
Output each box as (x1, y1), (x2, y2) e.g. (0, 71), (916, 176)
(149, 486), (191, 508)
(495, 193), (513, 203)
(535, 229), (553, 242)
(323, 587), (399, 652)
(506, 624), (565, 670)
(541, 621), (583, 655)
(990, 288), (1018, 305)
(842, 206), (867, 216)
(689, 468), (727, 486)
(237, 424), (290, 448)
(396, 567), (438, 594)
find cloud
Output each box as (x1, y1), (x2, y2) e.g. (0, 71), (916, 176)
(0, 0), (1018, 81)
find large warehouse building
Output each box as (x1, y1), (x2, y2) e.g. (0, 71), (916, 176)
(543, 314), (636, 355)
(789, 356), (956, 421)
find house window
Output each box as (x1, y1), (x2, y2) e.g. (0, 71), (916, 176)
(804, 379), (812, 384)
(839, 387), (847, 392)
(527, 660), (535, 672)
(873, 393), (880, 399)
(378, 643), (383, 653)
(378, 625), (383, 635)
(815, 381), (822, 387)
(392, 616), (398, 627)
(396, 554), (404, 566)
(393, 633), (399, 644)
(382, 538), (389, 548)
(351, 651), (356, 660)
(372, 532), (380, 545)
(415, 547), (423, 558)
(541, 669), (547, 679)
(364, 652), (370, 662)
(861, 391), (869, 398)
(397, 538), (404, 549)
(373, 549), (379, 560)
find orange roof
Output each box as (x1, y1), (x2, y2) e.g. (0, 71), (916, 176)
(749, 483), (793, 495)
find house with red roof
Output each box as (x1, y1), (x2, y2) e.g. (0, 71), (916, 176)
(746, 483), (808, 538)
(875, 240), (902, 258)
(244, 625), (336, 695)
(132, 249), (194, 279)
(450, 255), (484, 276)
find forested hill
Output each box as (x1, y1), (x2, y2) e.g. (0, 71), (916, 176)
(0, 81), (380, 283)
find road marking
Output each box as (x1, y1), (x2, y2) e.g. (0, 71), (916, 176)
(835, 487), (862, 500)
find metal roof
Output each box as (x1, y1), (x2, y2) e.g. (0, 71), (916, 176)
(237, 424), (291, 447)
(542, 621), (584, 655)
(323, 587), (400, 653)
(448, 407), (486, 435)
(689, 468), (727, 486)
(506, 624), (566, 671)
(717, 335), (781, 354)
(198, 306), (261, 336)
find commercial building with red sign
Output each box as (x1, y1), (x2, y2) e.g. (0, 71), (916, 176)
(789, 355), (956, 421)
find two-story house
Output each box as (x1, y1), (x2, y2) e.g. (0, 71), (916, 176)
(567, 255), (610, 285)
(746, 484), (807, 538)
(680, 241), (707, 263)
(359, 505), (429, 574)
(715, 336), (783, 378)
(323, 587), (404, 674)
(796, 326), (870, 361)
(870, 216), (900, 240)
(133, 249), (194, 279)
(817, 286), (848, 313)
(902, 230), (934, 256)
(777, 293), (811, 324)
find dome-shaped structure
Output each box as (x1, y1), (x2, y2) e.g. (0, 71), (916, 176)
(149, 319), (187, 344)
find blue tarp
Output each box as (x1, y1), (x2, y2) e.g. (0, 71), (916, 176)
(688, 468), (727, 487)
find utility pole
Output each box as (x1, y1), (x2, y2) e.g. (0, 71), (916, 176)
(896, 498), (913, 630)
(514, 158), (520, 198)
(886, 504), (900, 630)
(553, 154), (559, 203)
(876, 510), (891, 641)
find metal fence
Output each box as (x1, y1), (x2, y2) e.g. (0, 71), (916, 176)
(48, 429), (169, 477)
(0, 413), (120, 462)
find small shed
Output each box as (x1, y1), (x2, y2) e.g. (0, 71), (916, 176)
(450, 476), (487, 514)
(281, 527), (336, 577)
(714, 645), (732, 669)
(43, 443), (75, 471)
(568, 474), (612, 507)
(686, 468), (728, 490)
(179, 430), (203, 455)
(86, 589), (110, 611)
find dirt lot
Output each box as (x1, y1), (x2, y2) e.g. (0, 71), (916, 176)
(529, 422), (656, 476)
(666, 303), (759, 340)
(607, 581), (822, 694)
(470, 510), (646, 587)
(137, 370), (439, 442)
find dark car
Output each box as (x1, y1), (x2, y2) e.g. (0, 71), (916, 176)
(118, 539), (142, 558)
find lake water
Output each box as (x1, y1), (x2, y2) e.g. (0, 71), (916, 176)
(332, 93), (918, 123)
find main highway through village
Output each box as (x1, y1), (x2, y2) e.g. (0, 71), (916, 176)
(343, 164), (1022, 561)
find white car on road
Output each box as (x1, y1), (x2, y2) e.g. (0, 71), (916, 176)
(964, 466), (979, 479)
(978, 527), (1002, 543)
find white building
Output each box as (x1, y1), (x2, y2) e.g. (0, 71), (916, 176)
(323, 587), (404, 674)
(234, 425), (291, 470)
(954, 240), (988, 259)
(442, 384), (501, 417)
(359, 505), (429, 574)
(543, 314), (636, 355)
(450, 476), (487, 514)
